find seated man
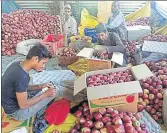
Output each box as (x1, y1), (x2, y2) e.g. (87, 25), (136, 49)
(2, 43), (57, 121)
(105, 1), (127, 42)
(63, 4), (77, 45)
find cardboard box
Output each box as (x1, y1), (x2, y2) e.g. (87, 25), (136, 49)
(163, 90), (167, 128)
(126, 26), (151, 41)
(77, 47), (124, 71)
(74, 64), (153, 113)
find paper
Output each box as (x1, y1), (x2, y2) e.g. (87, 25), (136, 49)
(111, 52), (123, 65)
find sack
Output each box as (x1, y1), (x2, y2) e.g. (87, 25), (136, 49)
(78, 8), (99, 35)
(16, 39), (40, 55)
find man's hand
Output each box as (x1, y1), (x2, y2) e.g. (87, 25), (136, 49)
(45, 88), (57, 97)
(41, 82), (53, 88)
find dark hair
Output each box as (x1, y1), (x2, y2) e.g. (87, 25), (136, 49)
(26, 43), (52, 60)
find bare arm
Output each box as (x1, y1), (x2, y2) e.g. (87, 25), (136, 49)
(28, 82), (53, 90)
(28, 84), (42, 90)
(16, 88), (55, 109)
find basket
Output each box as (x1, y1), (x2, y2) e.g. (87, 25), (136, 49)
(70, 35), (92, 43)
(40, 34), (64, 56)
(57, 47), (79, 66)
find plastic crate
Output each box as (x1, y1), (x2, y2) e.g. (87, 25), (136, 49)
(84, 28), (98, 43)
(41, 34), (64, 56)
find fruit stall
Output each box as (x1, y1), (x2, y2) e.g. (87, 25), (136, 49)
(1, 1), (167, 133)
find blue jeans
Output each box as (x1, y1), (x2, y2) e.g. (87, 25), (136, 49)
(10, 90), (58, 121)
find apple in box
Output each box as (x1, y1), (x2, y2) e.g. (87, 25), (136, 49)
(74, 64), (153, 113)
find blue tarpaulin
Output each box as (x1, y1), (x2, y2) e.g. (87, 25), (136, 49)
(2, 1), (20, 14)
(150, 1), (167, 27)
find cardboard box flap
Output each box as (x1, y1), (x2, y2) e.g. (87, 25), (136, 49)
(131, 64), (154, 80)
(77, 48), (94, 58)
(87, 81), (142, 100)
(74, 74), (87, 95)
(111, 52), (123, 65)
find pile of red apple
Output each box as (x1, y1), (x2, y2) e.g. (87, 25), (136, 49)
(126, 17), (150, 26)
(137, 59), (167, 124)
(58, 47), (77, 57)
(139, 34), (167, 42)
(124, 41), (139, 65)
(92, 51), (110, 60)
(70, 102), (149, 133)
(87, 69), (135, 87)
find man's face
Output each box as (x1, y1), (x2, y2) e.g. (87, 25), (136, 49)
(112, 2), (119, 14)
(64, 8), (71, 18)
(32, 57), (48, 72)
(98, 32), (107, 42)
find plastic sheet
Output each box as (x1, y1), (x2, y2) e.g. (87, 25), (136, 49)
(125, 2), (151, 22)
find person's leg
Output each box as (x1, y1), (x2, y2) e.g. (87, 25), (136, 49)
(11, 90), (58, 121)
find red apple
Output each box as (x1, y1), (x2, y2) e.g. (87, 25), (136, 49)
(94, 113), (103, 121)
(125, 125), (135, 133)
(69, 129), (78, 133)
(138, 104), (144, 112)
(130, 116), (137, 122)
(154, 98), (159, 104)
(148, 94), (155, 100)
(143, 89), (149, 94)
(127, 112), (133, 117)
(148, 86), (154, 91)
(136, 126), (142, 132)
(81, 127), (91, 133)
(74, 110), (82, 118)
(150, 108), (156, 115)
(100, 128), (107, 133)
(84, 121), (93, 128)
(102, 116), (111, 124)
(153, 104), (159, 110)
(139, 93), (143, 97)
(91, 129), (100, 133)
(151, 89), (158, 95)
(106, 122), (112, 127)
(156, 93), (163, 99)
(143, 83), (149, 89)
(157, 112), (162, 118)
(122, 115), (131, 123)
(152, 115), (158, 121)
(83, 106), (89, 112)
(134, 113), (141, 120)
(99, 108), (107, 115)
(110, 110), (119, 117)
(107, 108), (114, 113)
(84, 110), (90, 116)
(144, 99), (149, 105)
(143, 94), (148, 99)
(94, 121), (104, 129)
(107, 125), (115, 133)
(156, 85), (163, 89)
(79, 117), (86, 124)
(112, 116), (123, 125)
(159, 100), (163, 107)
(114, 124), (125, 133)
(145, 106), (152, 112)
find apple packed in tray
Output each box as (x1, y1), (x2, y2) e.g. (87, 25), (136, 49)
(58, 47), (77, 57)
(70, 102), (149, 133)
(92, 51), (113, 60)
(87, 69), (135, 87)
